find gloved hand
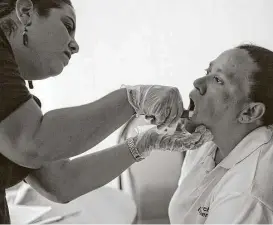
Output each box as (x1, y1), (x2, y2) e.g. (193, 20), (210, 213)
(123, 85), (183, 129)
(133, 125), (213, 158)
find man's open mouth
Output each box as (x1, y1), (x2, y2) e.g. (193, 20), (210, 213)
(188, 98), (195, 118)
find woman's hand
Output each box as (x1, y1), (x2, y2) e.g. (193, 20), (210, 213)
(123, 85), (183, 129)
(134, 125), (213, 157)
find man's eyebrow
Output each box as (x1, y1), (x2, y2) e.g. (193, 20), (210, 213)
(205, 62), (213, 74)
(208, 62), (224, 73)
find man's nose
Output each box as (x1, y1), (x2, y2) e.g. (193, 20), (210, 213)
(193, 77), (207, 95)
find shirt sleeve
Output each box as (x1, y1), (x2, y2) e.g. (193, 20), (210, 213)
(0, 28), (32, 121)
(0, 28), (36, 186)
(205, 192), (273, 224)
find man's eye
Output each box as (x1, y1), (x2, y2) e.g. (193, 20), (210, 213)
(213, 76), (224, 85)
(204, 69), (210, 76)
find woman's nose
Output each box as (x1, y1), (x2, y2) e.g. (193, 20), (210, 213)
(193, 77), (207, 95)
(69, 39), (80, 54)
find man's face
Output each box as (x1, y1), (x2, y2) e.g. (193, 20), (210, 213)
(184, 48), (259, 133)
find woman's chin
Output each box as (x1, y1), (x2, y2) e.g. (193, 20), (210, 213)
(47, 60), (66, 77)
(49, 65), (64, 77)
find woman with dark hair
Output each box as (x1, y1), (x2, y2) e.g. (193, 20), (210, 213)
(0, 0), (212, 222)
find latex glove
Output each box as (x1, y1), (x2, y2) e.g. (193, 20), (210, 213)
(134, 125), (213, 157)
(123, 85), (183, 129)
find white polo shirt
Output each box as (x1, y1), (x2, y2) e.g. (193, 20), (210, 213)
(169, 126), (273, 224)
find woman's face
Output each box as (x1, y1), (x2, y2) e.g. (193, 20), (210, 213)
(10, 1), (79, 80)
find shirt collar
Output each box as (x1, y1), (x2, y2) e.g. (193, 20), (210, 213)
(218, 126), (273, 169)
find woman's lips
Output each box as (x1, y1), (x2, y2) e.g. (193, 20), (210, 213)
(64, 51), (71, 59)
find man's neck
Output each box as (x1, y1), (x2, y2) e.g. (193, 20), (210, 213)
(212, 124), (259, 163)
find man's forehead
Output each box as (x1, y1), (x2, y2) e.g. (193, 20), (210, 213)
(216, 49), (252, 65)
(210, 48), (258, 79)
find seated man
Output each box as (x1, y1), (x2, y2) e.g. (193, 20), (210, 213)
(169, 44), (273, 224)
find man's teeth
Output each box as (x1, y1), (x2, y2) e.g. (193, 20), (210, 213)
(181, 110), (194, 118)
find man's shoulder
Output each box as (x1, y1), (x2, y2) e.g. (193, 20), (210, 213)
(215, 135), (273, 210)
(250, 136), (273, 211)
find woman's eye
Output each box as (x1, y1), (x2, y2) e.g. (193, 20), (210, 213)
(213, 76), (224, 85)
(64, 22), (73, 33)
(204, 69), (209, 76)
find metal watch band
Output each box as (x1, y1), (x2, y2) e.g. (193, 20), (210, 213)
(126, 137), (145, 162)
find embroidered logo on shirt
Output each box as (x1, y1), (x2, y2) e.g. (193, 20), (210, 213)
(198, 206), (209, 217)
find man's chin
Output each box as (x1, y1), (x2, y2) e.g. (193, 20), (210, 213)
(183, 119), (199, 133)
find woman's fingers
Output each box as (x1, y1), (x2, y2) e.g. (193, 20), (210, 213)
(135, 124), (213, 154)
(157, 88), (183, 129)
(170, 126), (213, 151)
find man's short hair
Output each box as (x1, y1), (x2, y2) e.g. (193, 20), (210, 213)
(237, 44), (273, 125)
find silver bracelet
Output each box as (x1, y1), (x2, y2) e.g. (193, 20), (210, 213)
(126, 137), (145, 162)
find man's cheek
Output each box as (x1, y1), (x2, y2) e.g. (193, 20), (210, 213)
(206, 98), (217, 118)
(210, 90), (231, 113)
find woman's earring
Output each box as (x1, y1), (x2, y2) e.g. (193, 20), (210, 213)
(23, 25), (28, 46)
(28, 81), (34, 89)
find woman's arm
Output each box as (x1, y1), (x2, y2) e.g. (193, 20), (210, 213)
(25, 142), (135, 203)
(0, 27), (134, 169)
(25, 119), (213, 204)
(0, 88), (134, 169)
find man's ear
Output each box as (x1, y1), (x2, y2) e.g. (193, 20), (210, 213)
(238, 102), (265, 124)
(15, 0), (34, 27)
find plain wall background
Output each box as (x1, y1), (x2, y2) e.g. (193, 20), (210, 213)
(31, 0), (273, 188)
